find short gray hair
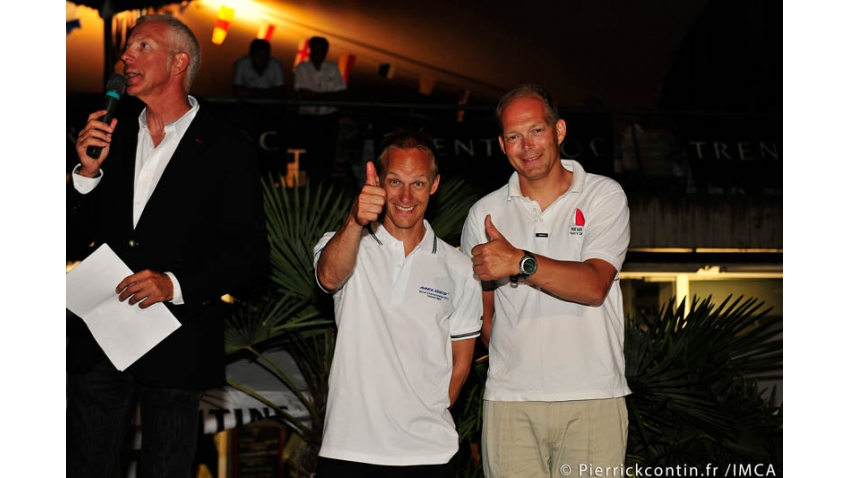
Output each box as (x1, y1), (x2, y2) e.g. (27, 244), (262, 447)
(133, 14), (201, 91)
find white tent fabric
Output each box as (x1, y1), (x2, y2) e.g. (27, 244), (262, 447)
(200, 349), (312, 434)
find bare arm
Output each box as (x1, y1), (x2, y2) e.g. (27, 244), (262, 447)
(316, 215), (368, 291)
(480, 289), (494, 348)
(316, 161), (386, 291)
(526, 257), (617, 306)
(471, 215), (617, 306)
(449, 338), (476, 407)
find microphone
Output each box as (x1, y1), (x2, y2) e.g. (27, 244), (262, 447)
(85, 73), (127, 159)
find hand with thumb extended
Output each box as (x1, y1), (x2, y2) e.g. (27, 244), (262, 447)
(351, 161), (386, 226)
(365, 160), (380, 187)
(484, 214), (503, 241)
(471, 214), (522, 281)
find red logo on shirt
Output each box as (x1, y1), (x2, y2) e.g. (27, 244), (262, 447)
(570, 208), (585, 236)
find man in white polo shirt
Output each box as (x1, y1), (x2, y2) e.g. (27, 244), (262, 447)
(313, 129), (482, 477)
(461, 84), (631, 477)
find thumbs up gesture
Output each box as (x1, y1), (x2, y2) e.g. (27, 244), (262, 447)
(471, 214), (522, 281)
(350, 161), (387, 226)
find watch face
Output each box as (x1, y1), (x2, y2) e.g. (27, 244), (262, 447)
(521, 255), (537, 275)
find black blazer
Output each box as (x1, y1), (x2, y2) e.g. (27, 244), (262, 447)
(67, 105), (269, 389)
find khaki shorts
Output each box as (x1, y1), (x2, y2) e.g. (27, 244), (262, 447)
(482, 398), (628, 478)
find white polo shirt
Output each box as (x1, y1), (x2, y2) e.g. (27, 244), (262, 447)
(314, 220), (482, 465)
(460, 160), (631, 402)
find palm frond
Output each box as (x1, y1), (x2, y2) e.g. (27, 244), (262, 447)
(220, 177), (353, 476)
(427, 175), (479, 246)
(224, 290), (332, 355)
(625, 295), (783, 467)
(262, 176), (352, 299)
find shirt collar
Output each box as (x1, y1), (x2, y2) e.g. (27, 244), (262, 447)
(138, 95), (200, 136)
(368, 220), (437, 254)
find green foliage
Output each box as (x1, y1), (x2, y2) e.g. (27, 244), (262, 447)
(262, 176), (353, 300)
(451, 347), (489, 478)
(625, 295), (783, 471)
(224, 290), (328, 356)
(427, 175), (479, 247)
(449, 294), (783, 477)
(224, 177), (349, 477)
(273, 327), (335, 476)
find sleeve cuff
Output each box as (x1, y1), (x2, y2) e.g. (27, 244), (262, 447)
(71, 164), (103, 194)
(165, 272), (184, 305)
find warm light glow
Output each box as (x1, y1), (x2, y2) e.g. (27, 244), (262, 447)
(620, 270), (783, 280)
(338, 53), (356, 84)
(419, 76), (436, 95)
(258, 24), (275, 41)
(195, 0), (295, 35)
(695, 265), (722, 275)
(210, 28), (227, 45)
(197, 0), (269, 22)
(211, 6), (235, 45)
(294, 37), (311, 70)
(695, 248), (783, 253)
(620, 266), (782, 317)
(676, 275), (690, 315)
(629, 247), (695, 253)
(628, 247), (783, 254)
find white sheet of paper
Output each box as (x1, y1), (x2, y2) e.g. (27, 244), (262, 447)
(66, 244), (181, 371)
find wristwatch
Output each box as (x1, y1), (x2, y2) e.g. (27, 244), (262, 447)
(510, 250), (537, 283)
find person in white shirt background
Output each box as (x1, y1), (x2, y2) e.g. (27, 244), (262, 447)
(294, 36), (347, 185)
(232, 38), (285, 99)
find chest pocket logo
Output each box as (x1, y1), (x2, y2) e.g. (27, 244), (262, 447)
(569, 208), (585, 236)
(418, 286), (451, 302)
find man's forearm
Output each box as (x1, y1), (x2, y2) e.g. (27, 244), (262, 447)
(480, 289), (494, 348)
(316, 217), (364, 291)
(449, 338), (476, 406)
(526, 257), (617, 307)
(449, 363), (471, 407)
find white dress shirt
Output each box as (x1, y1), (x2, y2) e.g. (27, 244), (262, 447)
(72, 96), (201, 304)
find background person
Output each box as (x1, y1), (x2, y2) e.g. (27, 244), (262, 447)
(294, 36), (347, 185)
(232, 38), (285, 99)
(460, 84), (631, 477)
(232, 38), (286, 175)
(313, 129), (482, 477)
(66, 14), (269, 478)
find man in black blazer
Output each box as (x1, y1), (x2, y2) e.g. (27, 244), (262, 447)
(67, 14), (269, 478)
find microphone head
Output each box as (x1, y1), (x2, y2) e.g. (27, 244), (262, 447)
(106, 73), (127, 96)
